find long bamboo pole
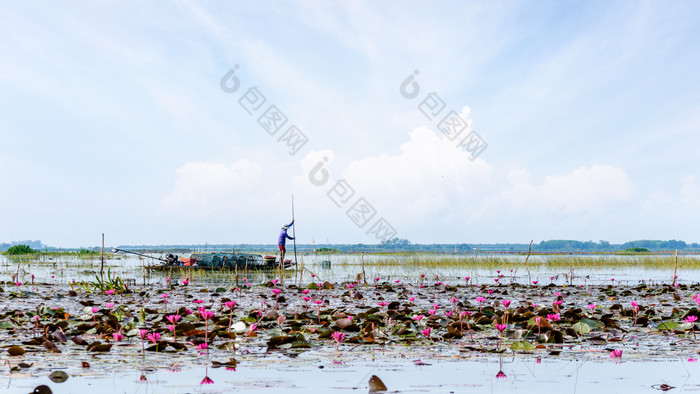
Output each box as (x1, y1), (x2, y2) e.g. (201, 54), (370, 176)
(292, 194), (298, 269)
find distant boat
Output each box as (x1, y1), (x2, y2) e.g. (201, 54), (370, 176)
(113, 249), (294, 270)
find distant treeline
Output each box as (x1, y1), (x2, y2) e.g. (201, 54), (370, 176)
(113, 238), (700, 253)
(0, 240), (46, 252)
(530, 239), (696, 252)
(4, 238), (699, 254)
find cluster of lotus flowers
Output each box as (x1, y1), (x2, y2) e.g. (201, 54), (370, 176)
(5, 273), (700, 371)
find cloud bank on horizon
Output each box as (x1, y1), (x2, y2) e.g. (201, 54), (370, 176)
(0, 1), (699, 247)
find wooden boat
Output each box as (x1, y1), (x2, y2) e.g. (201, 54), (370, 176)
(113, 248), (294, 270)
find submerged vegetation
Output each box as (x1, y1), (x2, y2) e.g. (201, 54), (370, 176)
(329, 254), (700, 270)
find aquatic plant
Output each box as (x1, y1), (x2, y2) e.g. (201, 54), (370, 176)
(686, 315), (698, 339)
(272, 288), (281, 310)
(224, 301), (237, 331)
(166, 314), (182, 341)
(494, 323), (507, 349)
(331, 331), (346, 350)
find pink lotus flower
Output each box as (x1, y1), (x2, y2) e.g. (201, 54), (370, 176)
(105, 290), (115, 295)
(201, 376), (214, 385)
(331, 331), (346, 350)
(272, 288), (281, 295)
(532, 280), (538, 285)
(246, 323), (258, 336)
(588, 304), (596, 311)
(224, 301), (237, 310)
(421, 327), (431, 338)
(494, 323), (507, 333)
(546, 313), (560, 322)
(112, 332), (124, 342)
(138, 329), (148, 339)
(301, 289), (310, 294)
(409, 297), (415, 302)
(166, 314), (181, 324)
(687, 315), (698, 339)
(502, 300), (511, 308)
(609, 349), (622, 358)
(193, 299), (205, 304)
(413, 315), (425, 321)
(197, 342), (208, 350)
(200, 310), (215, 321)
(147, 332), (161, 344)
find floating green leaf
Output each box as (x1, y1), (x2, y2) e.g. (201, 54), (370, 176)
(658, 321), (679, 330)
(572, 322), (591, 334)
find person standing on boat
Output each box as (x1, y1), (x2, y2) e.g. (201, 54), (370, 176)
(278, 220), (295, 266)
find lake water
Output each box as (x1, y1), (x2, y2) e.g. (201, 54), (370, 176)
(3, 252), (700, 393)
(3, 253), (700, 286)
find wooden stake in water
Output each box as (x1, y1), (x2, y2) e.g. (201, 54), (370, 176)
(100, 233), (105, 280)
(292, 195), (298, 266)
(673, 249), (678, 285)
(361, 251), (367, 285)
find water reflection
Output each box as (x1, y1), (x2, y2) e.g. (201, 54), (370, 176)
(200, 367), (214, 385)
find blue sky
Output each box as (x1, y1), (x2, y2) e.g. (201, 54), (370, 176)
(1, 1), (699, 247)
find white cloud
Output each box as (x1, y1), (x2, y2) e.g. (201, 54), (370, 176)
(504, 165), (636, 213)
(338, 120), (494, 228)
(160, 160), (263, 217)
